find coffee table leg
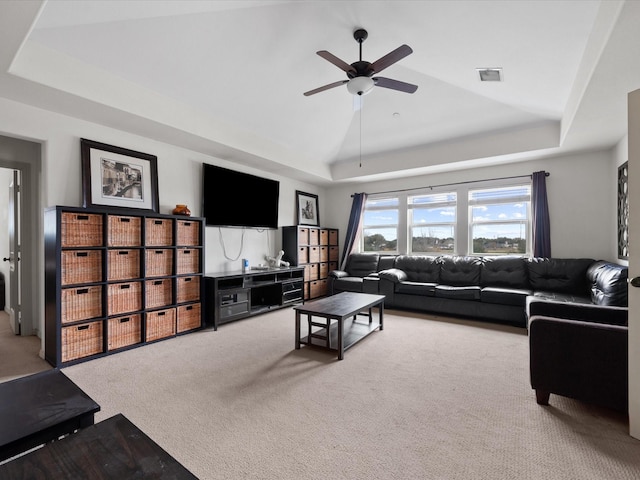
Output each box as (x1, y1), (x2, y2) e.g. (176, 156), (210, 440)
(379, 303), (384, 330)
(338, 317), (344, 360)
(295, 311), (301, 349)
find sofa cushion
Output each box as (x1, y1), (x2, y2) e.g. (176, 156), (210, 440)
(378, 255), (397, 271)
(526, 258), (594, 295)
(394, 255), (440, 282)
(396, 281), (437, 296)
(481, 287), (532, 307)
(586, 260), (628, 307)
(378, 268), (407, 283)
(439, 256), (482, 286)
(434, 285), (481, 301)
(332, 277), (365, 293)
(345, 253), (380, 278)
(481, 256), (529, 289)
(532, 291), (592, 304)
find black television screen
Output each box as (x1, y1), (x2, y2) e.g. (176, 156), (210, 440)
(202, 163), (280, 229)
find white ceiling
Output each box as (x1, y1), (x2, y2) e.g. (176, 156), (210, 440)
(1, 0), (639, 185)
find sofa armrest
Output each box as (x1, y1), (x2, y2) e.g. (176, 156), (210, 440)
(329, 270), (348, 279)
(526, 297), (628, 327)
(528, 315), (628, 411)
(378, 268), (408, 283)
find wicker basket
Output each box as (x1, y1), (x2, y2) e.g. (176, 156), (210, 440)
(298, 228), (309, 246)
(145, 249), (173, 277)
(309, 246), (320, 263)
(145, 307), (176, 342)
(107, 215), (142, 247)
(107, 249), (141, 281)
(107, 314), (141, 351)
(176, 248), (199, 275)
(61, 321), (103, 362)
(176, 220), (200, 246)
(61, 286), (103, 324)
(297, 247), (309, 264)
(320, 229), (329, 245)
(329, 229), (338, 245)
(319, 246), (328, 262)
(176, 276), (200, 303)
(61, 250), (102, 285)
(145, 218), (173, 246)
(309, 228), (320, 246)
(329, 246), (339, 262)
(107, 281), (142, 316)
(177, 303), (201, 333)
(145, 278), (172, 309)
(61, 212), (103, 247)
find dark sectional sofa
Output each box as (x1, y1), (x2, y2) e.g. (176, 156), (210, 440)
(328, 253), (628, 328)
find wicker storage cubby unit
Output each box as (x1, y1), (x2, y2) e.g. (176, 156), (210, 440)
(282, 226), (339, 300)
(45, 206), (204, 367)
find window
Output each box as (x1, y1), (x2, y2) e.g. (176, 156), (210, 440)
(409, 192), (456, 254)
(362, 197), (399, 252)
(469, 185), (531, 255)
(357, 180), (533, 256)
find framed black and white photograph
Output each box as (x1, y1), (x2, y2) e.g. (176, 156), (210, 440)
(296, 190), (319, 226)
(81, 138), (159, 213)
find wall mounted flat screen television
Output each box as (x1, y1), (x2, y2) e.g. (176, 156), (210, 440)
(202, 163), (280, 229)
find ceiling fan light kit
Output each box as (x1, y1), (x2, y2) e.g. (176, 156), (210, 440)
(347, 76), (375, 95)
(304, 28), (418, 97)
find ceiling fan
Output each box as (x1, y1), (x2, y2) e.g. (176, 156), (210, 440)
(304, 28), (418, 97)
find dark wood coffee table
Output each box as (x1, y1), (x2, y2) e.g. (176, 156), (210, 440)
(294, 292), (384, 360)
(0, 413), (198, 479)
(0, 369), (100, 462)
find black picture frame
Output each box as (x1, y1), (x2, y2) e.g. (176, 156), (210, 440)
(296, 190), (319, 226)
(81, 138), (159, 213)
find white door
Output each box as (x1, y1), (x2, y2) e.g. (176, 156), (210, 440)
(7, 170), (21, 334)
(627, 89), (640, 439)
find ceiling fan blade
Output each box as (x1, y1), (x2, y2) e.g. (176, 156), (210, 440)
(373, 77), (418, 94)
(371, 44), (413, 74)
(317, 51), (357, 75)
(303, 80), (349, 96)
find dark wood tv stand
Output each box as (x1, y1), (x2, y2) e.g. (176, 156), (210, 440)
(205, 267), (304, 329)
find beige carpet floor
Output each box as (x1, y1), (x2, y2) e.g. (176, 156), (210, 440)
(0, 312), (51, 383)
(56, 308), (640, 480)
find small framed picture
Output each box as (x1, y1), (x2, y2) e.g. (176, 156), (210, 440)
(296, 190), (319, 226)
(81, 138), (159, 213)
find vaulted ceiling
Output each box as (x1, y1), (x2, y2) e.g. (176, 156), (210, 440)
(1, 1), (639, 185)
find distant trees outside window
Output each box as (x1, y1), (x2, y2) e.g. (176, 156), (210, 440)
(409, 192), (456, 253)
(469, 185), (530, 255)
(360, 182), (531, 256)
(362, 197), (399, 252)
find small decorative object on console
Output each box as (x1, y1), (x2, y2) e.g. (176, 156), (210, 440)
(266, 250), (290, 268)
(172, 204), (191, 216)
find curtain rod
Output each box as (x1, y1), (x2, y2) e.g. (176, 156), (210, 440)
(352, 172), (549, 197)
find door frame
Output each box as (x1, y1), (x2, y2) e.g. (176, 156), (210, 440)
(0, 135), (42, 341)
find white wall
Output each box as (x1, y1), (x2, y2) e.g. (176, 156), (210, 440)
(325, 149), (619, 262)
(0, 97), (324, 339)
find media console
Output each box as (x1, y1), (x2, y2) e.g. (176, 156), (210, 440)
(205, 267), (305, 329)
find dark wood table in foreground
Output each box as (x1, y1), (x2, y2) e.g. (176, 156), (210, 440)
(0, 413), (198, 479)
(294, 292), (385, 360)
(0, 369), (100, 462)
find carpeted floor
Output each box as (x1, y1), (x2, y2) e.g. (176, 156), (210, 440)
(0, 312), (51, 383)
(56, 308), (640, 480)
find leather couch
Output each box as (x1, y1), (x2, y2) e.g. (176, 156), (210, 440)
(332, 254), (628, 328)
(328, 253), (396, 295)
(527, 299), (628, 411)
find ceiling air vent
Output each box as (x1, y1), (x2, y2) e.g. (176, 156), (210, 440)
(477, 68), (503, 82)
